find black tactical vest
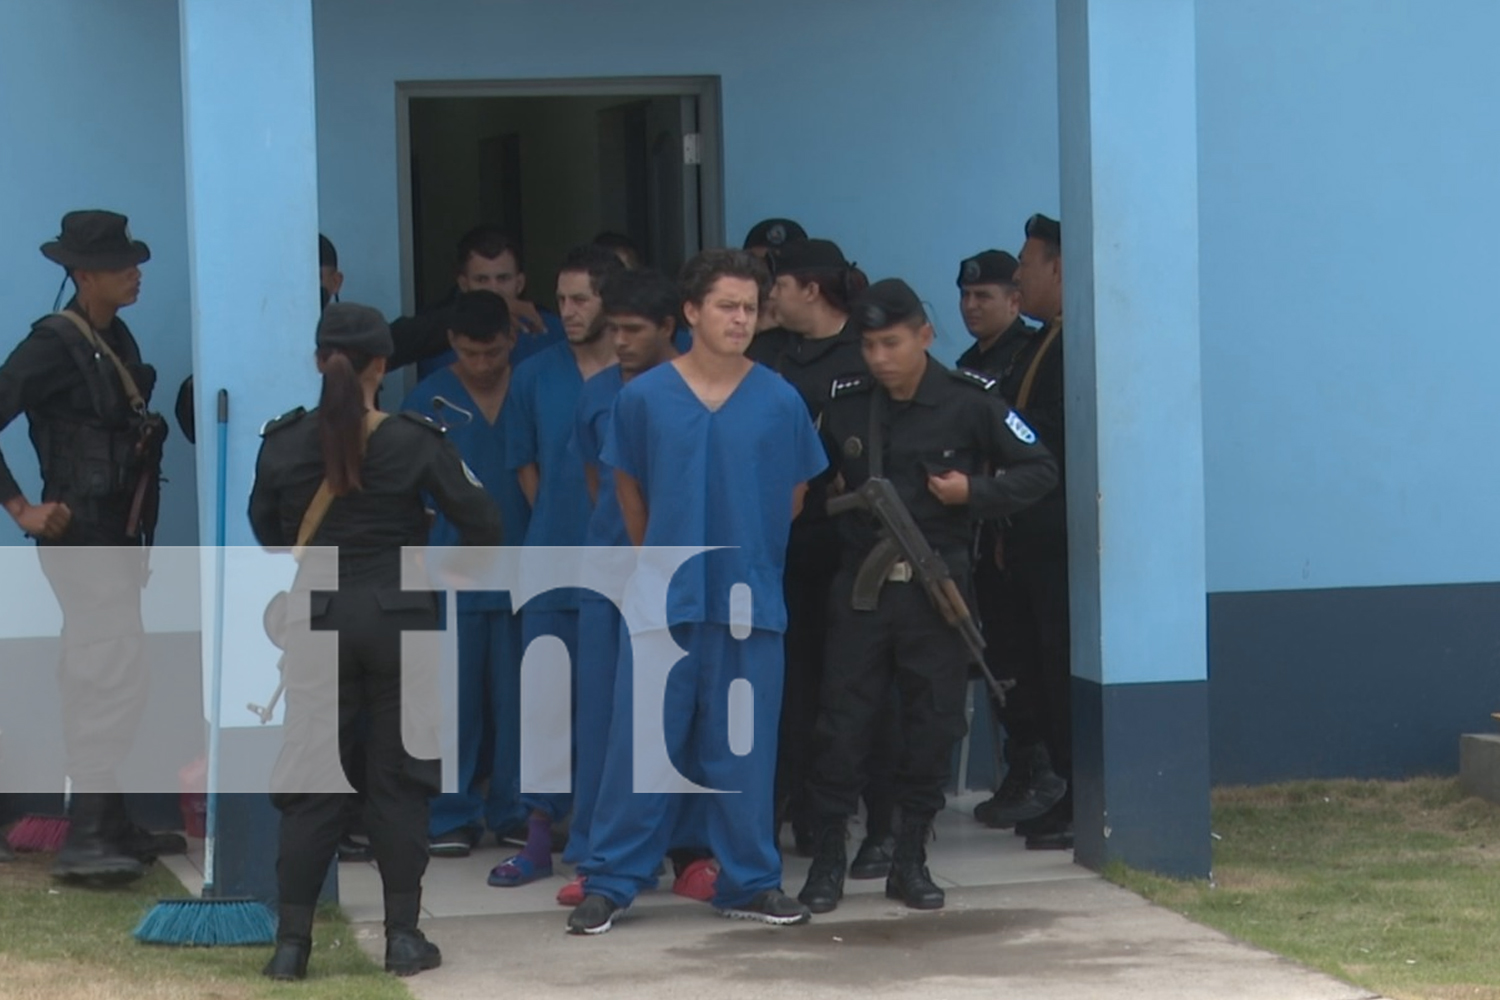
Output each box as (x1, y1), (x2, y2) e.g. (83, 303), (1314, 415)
(26, 314), (158, 507)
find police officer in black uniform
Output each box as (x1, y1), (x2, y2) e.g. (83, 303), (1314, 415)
(797, 279), (1058, 913)
(997, 214), (1073, 850)
(249, 303), (500, 981)
(954, 249), (1069, 831)
(0, 210), (179, 884)
(742, 216), (809, 360)
(756, 238), (898, 874)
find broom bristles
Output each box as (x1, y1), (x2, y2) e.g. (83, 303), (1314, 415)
(7, 815), (71, 853)
(133, 897), (276, 946)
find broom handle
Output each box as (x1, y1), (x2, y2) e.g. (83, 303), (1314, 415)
(203, 389), (229, 897)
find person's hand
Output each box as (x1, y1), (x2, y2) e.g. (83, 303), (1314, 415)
(927, 471), (970, 506)
(15, 501), (71, 540)
(511, 299), (545, 334)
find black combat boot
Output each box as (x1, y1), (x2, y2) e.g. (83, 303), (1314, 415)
(974, 740), (1031, 826)
(979, 743), (1067, 829)
(885, 814), (944, 910)
(796, 821), (847, 914)
(51, 793), (145, 885)
(262, 904), (316, 981)
(384, 890), (442, 977)
(103, 793), (186, 863)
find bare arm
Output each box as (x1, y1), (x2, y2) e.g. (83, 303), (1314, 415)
(791, 482), (809, 521)
(614, 468), (648, 546)
(517, 463), (540, 508)
(584, 464), (600, 506)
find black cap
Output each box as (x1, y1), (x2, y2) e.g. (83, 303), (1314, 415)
(771, 238), (850, 276)
(41, 210), (150, 271)
(851, 279), (927, 333)
(742, 217), (807, 251)
(1024, 213), (1062, 251)
(448, 290), (512, 339)
(318, 234), (338, 269)
(957, 250), (1018, 288)
(316, 302), (393, 357)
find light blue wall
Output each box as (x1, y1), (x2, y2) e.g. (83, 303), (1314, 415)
(0, 0), (196, 547)
(310, 0), (1061, 360)
(1197, 0), (1500, 594)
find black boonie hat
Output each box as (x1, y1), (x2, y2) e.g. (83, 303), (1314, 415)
(771, 238), (851, 276)
(742, 217), (807, 251)
(316, 302), (393, 357)
(852, 279), (927, 333)
(957, 250), (1018, 287)
(41, 210), (150, 271)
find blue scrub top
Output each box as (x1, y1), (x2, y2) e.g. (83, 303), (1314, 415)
(572, 366), (629, 548)
(416, 309), (565, 382)
(402, 366), (530, 612)
(505, 340), (596, 612)
(602, 362), (826, 633)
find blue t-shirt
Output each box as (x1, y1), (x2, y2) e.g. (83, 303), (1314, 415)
(402, 366), (529, 612)
(416, 309), (565, 382)
(602, 361), (826, 633)
(504, 340), (595, 612)
(572, 365), (628, 548)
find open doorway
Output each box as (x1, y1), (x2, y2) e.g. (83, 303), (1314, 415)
(397, 78), (724, 317)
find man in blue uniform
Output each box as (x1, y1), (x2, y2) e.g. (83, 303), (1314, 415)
(567, 248), (826, 935)
(491, 244), (625, 887)
(797, 279), (1059, 914)
(557, 267), (716, 906)
(413, 227), (566, 380)
(400, 291), (530, 858)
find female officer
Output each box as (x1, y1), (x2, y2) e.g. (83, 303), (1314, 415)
(249, 303), (501, 980)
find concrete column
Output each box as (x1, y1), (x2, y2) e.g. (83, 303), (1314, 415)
(1056, 0), (1211, 878)
(180, 0), (321, 902)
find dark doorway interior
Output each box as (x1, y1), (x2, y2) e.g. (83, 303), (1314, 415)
(407, 91), (711, 313)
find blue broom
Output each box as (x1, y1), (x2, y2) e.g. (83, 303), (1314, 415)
(135, 389), (275, 946)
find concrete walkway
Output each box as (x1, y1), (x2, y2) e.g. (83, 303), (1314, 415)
(320, 793), (1382, 1000)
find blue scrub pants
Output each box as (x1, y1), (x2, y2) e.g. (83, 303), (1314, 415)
(568, 601), (711, 867)
(583, 623), (784, 909)
(428, 607), (525, 838)
(520, 607), (580, 822)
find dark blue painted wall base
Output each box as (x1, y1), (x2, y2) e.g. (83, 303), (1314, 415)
(1073, 676), (1211, 880)
(1208, 584), (1500, 785)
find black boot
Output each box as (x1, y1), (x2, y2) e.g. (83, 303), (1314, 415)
(0, 837), (13, 863)
(51, 793), (145, 885)
(796, 821), (847, 914)
(848, 833), (894, 880)
(979, 743), (1067, 829)
(974, 740), (1031, 826)
(103, 793), (186, 863)
(262, 904), (316, 981)
(384, 891), (442, 977)
(885, 815), (944, 910)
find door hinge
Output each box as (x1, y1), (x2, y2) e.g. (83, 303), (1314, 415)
(683, 132), (701, 166)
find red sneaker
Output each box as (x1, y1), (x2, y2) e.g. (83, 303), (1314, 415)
(672, 858), (720, 902)
(556, 874), (587, 906)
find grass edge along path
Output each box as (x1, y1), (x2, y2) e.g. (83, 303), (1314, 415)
(1105, 777), (1500, 1000)
(0, 848), (411, 1000)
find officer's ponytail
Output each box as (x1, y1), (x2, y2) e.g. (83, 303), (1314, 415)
(795, 264), (870, 317)
(315, 347), (374, 496)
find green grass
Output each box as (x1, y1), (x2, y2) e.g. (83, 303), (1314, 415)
(0, 850), (411, 1000)
(1107, 777), (1500, 1000)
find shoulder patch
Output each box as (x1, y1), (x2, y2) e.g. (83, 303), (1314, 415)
(397, 410), (446, 434)
(950, 367), (999, 393)
(830, 373), (873, 399)
(259, 406), (307, 437)
(1005, 409), (1038, 445)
